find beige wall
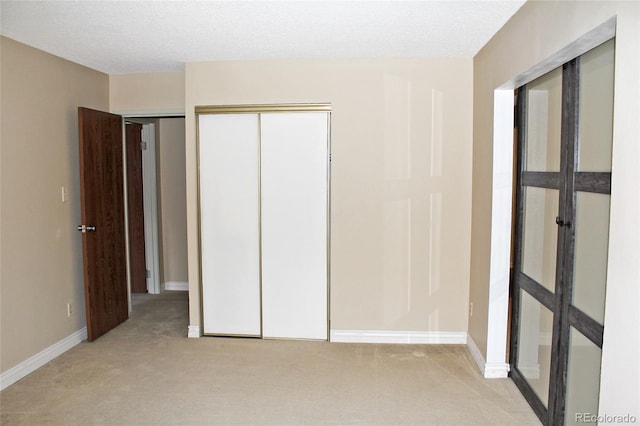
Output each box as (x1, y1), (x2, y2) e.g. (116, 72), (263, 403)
(470, 0), (639, 416)
(0, 37), (109, 373)
(185, 58), (474, 333)
(157, 118), (188, 284)
(109, 72), (185, 114)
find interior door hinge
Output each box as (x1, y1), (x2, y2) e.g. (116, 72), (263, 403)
(146, 269), (151, 278)
(141, 141), (147, 150)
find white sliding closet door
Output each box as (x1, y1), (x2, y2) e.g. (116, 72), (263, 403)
(260, 112), (329, 340)
(199, 114), (261, 336)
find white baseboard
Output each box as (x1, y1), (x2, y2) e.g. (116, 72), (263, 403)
(466, 334), (487, 374)
(164, 281), (188, 291)
(484, 362), (510, 378)
(467, 334), (509, 378)
(0, 327), (87, 391)
(330, 330), (467, 344)
(188, 325), (201, 338)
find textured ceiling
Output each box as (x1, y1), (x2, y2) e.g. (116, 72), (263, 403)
(0, 0), (526, 74)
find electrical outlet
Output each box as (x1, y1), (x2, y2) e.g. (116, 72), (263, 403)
(469, 302), (474, 317)
(67, 303), (73, 317)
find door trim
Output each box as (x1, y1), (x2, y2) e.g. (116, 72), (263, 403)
(195, 104), (331, 114)
(141, 123), (162, 294)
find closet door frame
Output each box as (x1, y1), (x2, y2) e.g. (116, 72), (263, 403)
(510, 40), (614, 425)
(195, 103), (332, 339)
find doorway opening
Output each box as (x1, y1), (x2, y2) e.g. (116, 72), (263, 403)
(123, 115), (187, 312)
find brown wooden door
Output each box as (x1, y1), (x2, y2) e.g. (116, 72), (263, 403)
(126, 122), (147, 293)
(78, 107), (129, 341)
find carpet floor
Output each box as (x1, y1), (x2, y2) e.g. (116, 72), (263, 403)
(1, 291), (539, 425)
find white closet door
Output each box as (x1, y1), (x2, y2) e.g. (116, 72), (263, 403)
(260, 112), (329, 340)
(199, 114), (261, 336)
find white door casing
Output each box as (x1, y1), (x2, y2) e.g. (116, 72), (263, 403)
(141, 123), (162, 295)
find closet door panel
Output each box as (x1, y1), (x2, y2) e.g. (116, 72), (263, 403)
(260, 112), (328, 340)
(199, 114), (261, 336)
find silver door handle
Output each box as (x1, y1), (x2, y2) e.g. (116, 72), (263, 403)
(77, 225), (96, 233)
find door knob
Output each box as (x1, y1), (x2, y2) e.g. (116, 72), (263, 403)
(77, 225), (96, 233)
(555, 217), (571, 228)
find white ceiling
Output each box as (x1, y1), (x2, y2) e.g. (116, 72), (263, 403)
(0, 0), (526, 75)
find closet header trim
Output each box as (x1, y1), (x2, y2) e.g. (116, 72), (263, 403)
(195, 104), (332, 114)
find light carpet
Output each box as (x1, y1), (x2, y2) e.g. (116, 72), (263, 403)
(1, 291), (539, 425)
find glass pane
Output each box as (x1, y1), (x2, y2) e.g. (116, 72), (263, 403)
(522, 187), (559, 292)
(578, 39), (614, 172)
(573, 192), (610, 324)
(516, 290), (554, 407)
(526, 67), (563, 172)
(564, 327), (602, 426)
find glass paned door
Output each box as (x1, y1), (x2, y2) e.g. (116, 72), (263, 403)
(510, 39), (614, 426)
(565, 327), (603, 426)
(516, 289), (554, 406)
(511, 64), (566, 422)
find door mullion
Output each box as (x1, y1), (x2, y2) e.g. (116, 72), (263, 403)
(521, 171), (561, 189)
(574, 172), (611, 193)
(519, 272), (555, 310)
(549, 57), (580, 426)
(568, 305), (604, 348)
